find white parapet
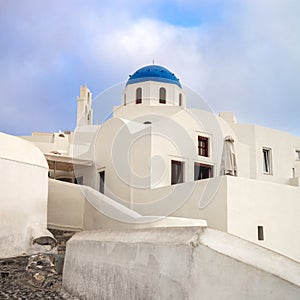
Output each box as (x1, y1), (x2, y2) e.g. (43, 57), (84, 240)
(63, 227), (300, 300)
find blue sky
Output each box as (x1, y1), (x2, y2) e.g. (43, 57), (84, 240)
(0, 0), (299, 136)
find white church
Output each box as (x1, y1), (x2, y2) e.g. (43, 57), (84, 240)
(1, 64), (300, 299)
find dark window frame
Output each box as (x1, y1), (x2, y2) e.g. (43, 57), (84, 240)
(171, 160), (184, 185)
(159, 87), (166, 104)
(194, 163), (213, 181)
(99, 170), (105, 194)
(258, 225), (264, 241)
(262, 148), (272, 174)
(198, 136), (209, 157)
(136, 88), (142, 104)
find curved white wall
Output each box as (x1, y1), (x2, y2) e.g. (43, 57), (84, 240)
(0, 133), (49, 258)
(122, 81), (185, 107)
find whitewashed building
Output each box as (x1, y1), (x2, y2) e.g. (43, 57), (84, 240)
(22, 65), (300, 262)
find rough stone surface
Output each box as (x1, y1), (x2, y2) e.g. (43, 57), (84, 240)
(0, 229), (78, 299)
(63, 227), (300, 300)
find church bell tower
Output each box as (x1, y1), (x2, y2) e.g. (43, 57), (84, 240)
(76, 84), (93, 127)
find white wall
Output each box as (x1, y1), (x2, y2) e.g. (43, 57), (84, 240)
(22, 131), (71, 155)
(63, 227), (300, 300)
(130, 175), (300, 262)
(91, 107), (236, 201)
(48, 178), (139, 231)
(48, 178), (206, 231)
(122, 81), (185, 106)
(48, 179), (85, 231)
(93, 118), (133, 204)
(227, 176), (300, 262)
(0, 133), (49, 258)
(131, 176), (228, 231)
(230, 122), (300, 184)
(49, 169), (300, 262)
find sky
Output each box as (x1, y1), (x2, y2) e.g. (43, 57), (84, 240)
(0, 0), (299, 136)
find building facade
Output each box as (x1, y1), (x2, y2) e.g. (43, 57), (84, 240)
(22, 65), (300, 261)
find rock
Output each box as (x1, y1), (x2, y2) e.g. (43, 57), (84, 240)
(26, 254), (57, 287)
(33, 272), (45, 282)
(0, 229), (79, 299)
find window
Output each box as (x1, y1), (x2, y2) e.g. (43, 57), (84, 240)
(257, 226), (264, 241)
(262, 148), (272, 174)
(124, 94), (126, 106)
(296, 150), (300, 160)
(136, 88), (142, 104)
(179, 93), (182, 106)
(194, 163), (213, 180)
(198, 136), (209, 157)
(171, 160), (184, 185)
(99, 171), (105, 193)
(159, 87), (166, 104)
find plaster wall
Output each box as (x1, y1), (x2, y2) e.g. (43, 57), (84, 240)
(63, 227), (300, 300)
(48, 178), (142, 231)
(114, 104), (183, 121)
(22, 132), (54, 143)
(231, 123), (300, 184)
(93, 108), (237, 199)
(254, 125), (295, 184)
(131, 176), (228, 231)
(0, 133), (49, 258)
(226, 176), (300, 262)
(48, 178), (206, 232)
(22, 133), (70, 155)
(122, 81), (184, 106)
(131, 175), (300, 261)
(48, 173), (300, 261)
(93, 118), (149, 204)
(47, 179), (85, 231)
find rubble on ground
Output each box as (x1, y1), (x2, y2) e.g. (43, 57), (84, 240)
(0, 229), (78, 299)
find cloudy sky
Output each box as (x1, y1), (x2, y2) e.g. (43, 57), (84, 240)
(0, 0), (299, 136)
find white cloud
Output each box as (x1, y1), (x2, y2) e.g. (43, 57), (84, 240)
(0, 0), (299, 135)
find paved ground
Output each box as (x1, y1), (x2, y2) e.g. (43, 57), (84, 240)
(0, 229), (78, 300)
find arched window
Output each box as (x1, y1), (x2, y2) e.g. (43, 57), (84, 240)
(136, 88), (142, 104)
(124, 93), (126, 106)
(179, 93), (182, 106)
(159, 87), (166, 104)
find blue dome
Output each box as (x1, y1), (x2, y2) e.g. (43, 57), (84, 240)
(126, 65), (182, 88)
